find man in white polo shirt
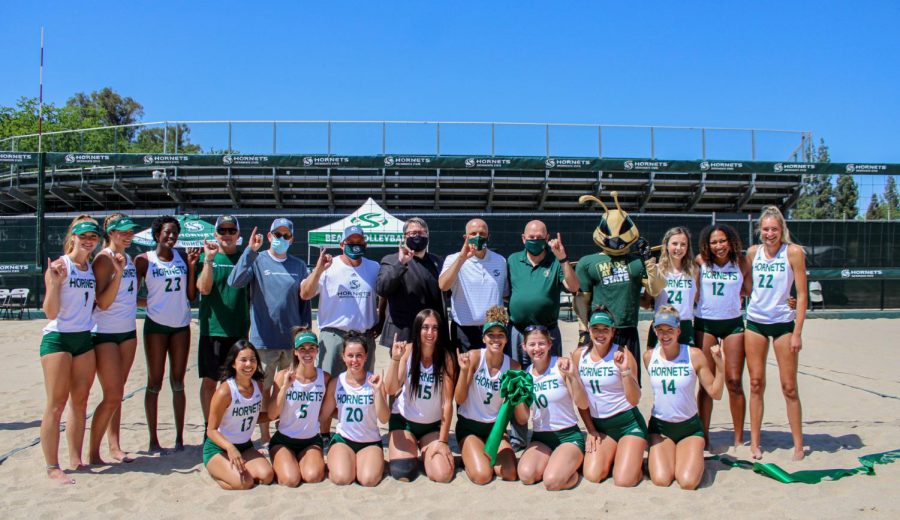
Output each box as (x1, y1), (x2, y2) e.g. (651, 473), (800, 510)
(438, 218), (508, 352)
(300, 225), (381, 375)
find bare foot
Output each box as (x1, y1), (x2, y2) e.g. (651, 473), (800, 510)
(148, 442), (169, 455)
(69, 458), (87, 470)
(47, 467), (75, 485)
(88, 454), (108, 465)
(751, 445), (763, 460)
(792, 447), (806, 461)
(110, 449), (134, 463)
(173, 440), (185, 452)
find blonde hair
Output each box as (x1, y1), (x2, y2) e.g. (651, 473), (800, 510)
(656, 304), (681, 323)
(757, 206), (795, 245)
(63, 214), (99, 255)
(658, 227), (694, 279)
(103, 212), (128, 247)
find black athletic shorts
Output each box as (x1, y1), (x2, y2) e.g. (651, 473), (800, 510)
(198, 336), (242, 380)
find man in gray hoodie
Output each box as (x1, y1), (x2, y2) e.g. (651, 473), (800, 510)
(228, 217), (311, 443)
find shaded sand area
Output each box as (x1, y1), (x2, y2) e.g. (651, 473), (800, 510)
(0, 318), (897, 519)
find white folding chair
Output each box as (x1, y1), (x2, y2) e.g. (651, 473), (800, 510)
(9, 288), (30, 319)
(0, 288), (10, 319)
(808, 281), (825, 310)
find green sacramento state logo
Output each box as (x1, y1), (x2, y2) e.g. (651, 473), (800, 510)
(351, 212), (388, 228)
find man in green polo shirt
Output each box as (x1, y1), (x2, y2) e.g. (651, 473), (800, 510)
(196, 215), (250, 432)
(507, 220), (579, 364)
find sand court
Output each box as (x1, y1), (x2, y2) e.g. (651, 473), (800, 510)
(0, 317), (898, 519)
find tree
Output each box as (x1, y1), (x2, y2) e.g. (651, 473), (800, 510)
(884, 176), (900, 220)
(833, 173), (859, 219)
(792, 138), (835, 219)
(865, 193), (884, 220)
(67, 88), (144, 140)
(132, 124), (201, 154)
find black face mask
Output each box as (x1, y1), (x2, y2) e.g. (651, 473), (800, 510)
(406, 235), (429, 252)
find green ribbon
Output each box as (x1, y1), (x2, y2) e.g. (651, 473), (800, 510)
(709, 448), (900, 484)
(483, 370), (533, 465)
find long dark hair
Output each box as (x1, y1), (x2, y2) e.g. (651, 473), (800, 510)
(698, 224), (743, 266)
(409, 309), (450, 400)
(220, 340), (264, 382)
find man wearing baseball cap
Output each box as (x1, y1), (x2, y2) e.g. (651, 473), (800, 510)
(196, 215), (249, 431)
(228, 217), (311, 444)
(300, 225), (382, 375)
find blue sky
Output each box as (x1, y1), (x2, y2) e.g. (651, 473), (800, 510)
(2, 1), (899, 166)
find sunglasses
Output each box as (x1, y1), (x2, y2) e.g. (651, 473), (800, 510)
(523, 324), (549, 334)
(216, 227), (238, 235)
(272, 231), (293, 240)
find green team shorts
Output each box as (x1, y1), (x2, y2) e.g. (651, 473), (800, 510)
(269, 431), (323, 454)
(454, 414), (495, 443)
(648, 415), (704, 443)
(746, 320), (795, 339)
(694, 317), (745, 341)
(389, 413), (441, 439)
(143, 316), (189, 336)
(531, 426), (586, 452)
(92, 330), (137, 346)
(202, 437), (254, 466)
(647, 320), (695, 348)
(330, 433), (383, 453)
(40, 331), (94, 357)
(591, 407), (648, 441)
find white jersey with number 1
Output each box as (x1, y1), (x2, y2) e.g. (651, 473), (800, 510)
(43, 255), (96, 334)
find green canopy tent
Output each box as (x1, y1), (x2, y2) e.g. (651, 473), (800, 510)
(307, 198), (405, 262)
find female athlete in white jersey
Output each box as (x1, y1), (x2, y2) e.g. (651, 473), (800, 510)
(204, 340), (274, 489)
(745, 206), (807, 460)
(694, 224), (751, 447)
(455, 305), (520, 484)
(268, 328), (327, 486)
(574, 306), (647, 487)
(515, 325), (589, 491)
(319, 333), (389, 486)
(647, 227), (697, 348)
(40, 216), (109, 484)
(644, 306), (724, 490)
(385, 308), (456, 483)
(135, 216), (198, 452)
(88, 213), (141, 464)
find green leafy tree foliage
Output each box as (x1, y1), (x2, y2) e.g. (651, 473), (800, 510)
(1, 88), (200, 153)
(792, 138), (835, 219)
(67, 88), (144, 140)
(833, 173), (859, 219)
(884, 176), (900, 220)
(865, 193), (884, 220)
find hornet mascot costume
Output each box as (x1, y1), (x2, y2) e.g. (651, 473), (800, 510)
(574, 191), (666, 383)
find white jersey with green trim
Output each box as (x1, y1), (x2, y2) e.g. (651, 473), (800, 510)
(392, 359), (442, 424)
(216, 378), (263, 445)
(530, 357), (578, 432)
(335, 372), (381, 443)
(458, 352), (510, 423)
(44, 255), (96, 334)
(696, 261), (743, 320)
(92, 249), (137, 334)
(144, 250), (191, 328)
(747, 244), (795, 325)
(648, 344), (698, 423)
(578, 346), (633, 419)
(277, 369), (326, 439)
(654, 270), (696, 321)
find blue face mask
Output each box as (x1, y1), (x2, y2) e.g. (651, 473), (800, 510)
(344, 243), (366, 260)
(270, 237), (290, 254)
